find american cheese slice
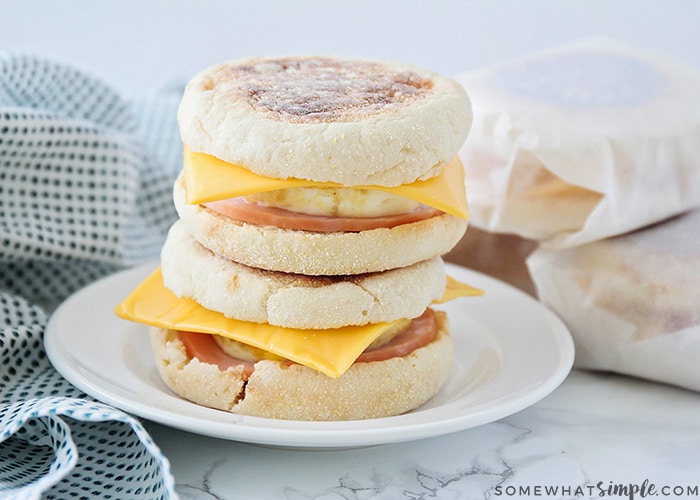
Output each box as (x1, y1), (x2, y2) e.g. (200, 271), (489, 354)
(435, 275), (485, 303)
(115, 269), (483, 378)
(183, 146), (469, 219)
(116, 269), (397, 378)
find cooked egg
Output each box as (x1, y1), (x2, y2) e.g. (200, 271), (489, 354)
(214, 336), (285, 362)
(245, 187), (421, 217)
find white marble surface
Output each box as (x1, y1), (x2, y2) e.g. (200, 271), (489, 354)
(145, 370), (700, 499)
(4, 2), (700, 498)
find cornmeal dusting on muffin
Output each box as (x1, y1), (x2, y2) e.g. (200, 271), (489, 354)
(212, 57), (434, 123)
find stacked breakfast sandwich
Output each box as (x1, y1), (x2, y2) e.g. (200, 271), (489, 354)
(116, 55), (481, 421)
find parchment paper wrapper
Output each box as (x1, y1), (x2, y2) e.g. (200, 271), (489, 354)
(456, 39), (700, 249)
(527, 210), (700, 392)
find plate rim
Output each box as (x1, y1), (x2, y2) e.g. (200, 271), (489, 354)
(45, 262), (574, 448)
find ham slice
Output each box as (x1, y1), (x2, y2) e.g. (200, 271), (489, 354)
(177, 309), (438, 378)
(203, 197), (442, 232)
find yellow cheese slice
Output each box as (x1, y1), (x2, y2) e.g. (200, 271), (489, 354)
(183, 146), (469, 219)
(115, 269), (483, 378)
(115, 269), (397, 378)
(434, 275), (484, 303)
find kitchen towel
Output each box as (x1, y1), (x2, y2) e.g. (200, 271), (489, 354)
(1, 52), (181, 499)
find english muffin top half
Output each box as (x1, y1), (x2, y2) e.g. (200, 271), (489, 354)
(178, 56), (472, 186)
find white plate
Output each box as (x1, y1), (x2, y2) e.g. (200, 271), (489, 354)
(45, 262), (574, 449)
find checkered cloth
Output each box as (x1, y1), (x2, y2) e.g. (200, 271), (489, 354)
(1, 52), (182, 499)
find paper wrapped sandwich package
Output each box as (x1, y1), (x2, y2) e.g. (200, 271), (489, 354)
(527, 210), (700, 391)
(456, 39), (700, 391)
(457, 39), (700, 249)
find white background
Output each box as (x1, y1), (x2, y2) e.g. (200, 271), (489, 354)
(2, 0), (699, 97)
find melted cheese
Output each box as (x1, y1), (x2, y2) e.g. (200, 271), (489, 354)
(183, 146), (469, 219)
(115, 269), (483, 378)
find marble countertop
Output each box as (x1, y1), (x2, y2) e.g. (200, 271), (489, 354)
(146, 369), (700, 499)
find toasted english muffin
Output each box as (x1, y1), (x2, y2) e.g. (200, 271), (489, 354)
(161, 219), (448, 329)
(178, 55), (472, 186)
(149, 311), (453, 421)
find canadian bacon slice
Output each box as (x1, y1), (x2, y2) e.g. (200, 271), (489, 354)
(203, 197), (442, 232)
(356, 309), (437, 363)
(177, 331), (255, 378)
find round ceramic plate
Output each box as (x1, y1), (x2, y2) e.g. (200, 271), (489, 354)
(45, 262), (574, 448)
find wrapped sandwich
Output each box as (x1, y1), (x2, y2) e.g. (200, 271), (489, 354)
(528, 210), (700, 391)
(457, 39), (700, 248)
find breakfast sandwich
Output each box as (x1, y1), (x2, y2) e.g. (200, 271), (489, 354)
(116, 56), (482, 421)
